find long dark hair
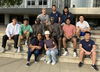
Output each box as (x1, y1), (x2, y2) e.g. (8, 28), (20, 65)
(63, 6), (69, 15)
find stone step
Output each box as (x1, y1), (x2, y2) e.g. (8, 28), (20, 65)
(63, 48), (100, 56)
(59, 55), (100, 65)
(0, 50), (100, 65)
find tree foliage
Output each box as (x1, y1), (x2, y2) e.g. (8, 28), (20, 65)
(0, 0), (23, 7)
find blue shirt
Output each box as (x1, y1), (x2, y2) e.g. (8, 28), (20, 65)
(61, 12), (75, 24)
(30, 38), (44, 49)
(50, 11), (61, 23)
(80, 39), (95, 52)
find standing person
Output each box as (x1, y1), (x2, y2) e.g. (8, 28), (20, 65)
(44, 31), (58, 65)
(61, 6), (75, 25)
(32, 18), (44, 38)
(62, 18), (77, 57)
(1, 18), (20, 53)
(48, 17), (62, 56)
(18, 18), (33, 52)
(78, 32), (99, 71)
(76, 15), (91, 37)
(26, 33), (44, 66)
(50, 5), (61, 24)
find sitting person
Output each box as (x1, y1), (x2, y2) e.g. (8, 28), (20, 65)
(1, 18), (20, 53)
(48, 17), (62, 56)
(44, 31), (58, 65)
(76, 15), (91, 37)
(62, 18), (77, 57)
(78, 32), (99, 71)
(18, 18), (33, 52)
(26, 33), (44, 66)
(32, 18), (44, 38)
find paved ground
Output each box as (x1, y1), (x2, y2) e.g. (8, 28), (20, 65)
(0, 57), (100, 72)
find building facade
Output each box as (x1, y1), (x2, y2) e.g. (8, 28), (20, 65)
(0, 0), (100, 29)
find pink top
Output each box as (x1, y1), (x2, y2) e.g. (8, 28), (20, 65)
(63, 24), (76, 37)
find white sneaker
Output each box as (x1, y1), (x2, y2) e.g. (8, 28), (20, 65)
(47, 60), (51, 64)
(62, 51), (68, 56)
(73, 52), (77, 57)
(17, 47), (20, 53)
(51, 62), (56, 65)
(25, 40), (28, 45)
(34, 61), (38, 64)
(13, 49), (17, 53)
(0, 48), (5, 53)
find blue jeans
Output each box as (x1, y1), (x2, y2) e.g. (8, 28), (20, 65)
(46, 48), (58, 63)
(27, 48), (40, 62)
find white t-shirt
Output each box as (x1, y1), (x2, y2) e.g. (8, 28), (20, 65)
(76, 21), (90, 29)
(6, 23), (20, 37)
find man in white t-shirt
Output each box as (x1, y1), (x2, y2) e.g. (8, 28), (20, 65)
(76, 16), (91, 37)
(1, 18), (20, 53)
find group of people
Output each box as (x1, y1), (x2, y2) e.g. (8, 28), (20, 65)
(0, 5), (99, 71)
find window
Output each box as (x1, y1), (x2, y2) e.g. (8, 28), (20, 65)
(27, 1), (31, 5)
(39, 0), (47, 5)
(39, 0), (42, 5)
(32, 1), (35, 5)
(27, 0), (35, 6)
(43, 0), (47, 5)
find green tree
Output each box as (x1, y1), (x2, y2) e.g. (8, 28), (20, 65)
(0, 0), (23, 7)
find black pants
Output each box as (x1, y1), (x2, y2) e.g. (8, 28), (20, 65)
(27, 48), (40, 62)
(2, 35), (19, 49)
(53, 36), (62, 56)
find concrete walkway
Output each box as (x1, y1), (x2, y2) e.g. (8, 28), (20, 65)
(0, 57), (99, 72)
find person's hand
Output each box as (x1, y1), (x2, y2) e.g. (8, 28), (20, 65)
(85, 51), (91, 55)
(30, 47), (35, 52)
(45, 48), (48, 51)
(20, 35), (23, 39)
(36, 46), (41, 49)
(66, 35), (72, 39)
(91, 49), (96, 52)
(9, 37), (11, 40)
(24, 30), (28, 34)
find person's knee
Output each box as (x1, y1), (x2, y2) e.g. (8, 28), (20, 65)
(28, 50), (32, 56)
(3, 35), (7, 39)
(72, 38), (77, 43)
(19, 35), (23, 39)
(92, 51), (96, 56)
(80, 50), (84, 55)
(34, 50), (40, 55)
(51, 51), (56, 56)
(63, 37), (66, 42)
(46, 50), (51, 56)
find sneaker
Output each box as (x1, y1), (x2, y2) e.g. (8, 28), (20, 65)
(17, 47), (20, 53)
(25, 40), (28, 45)
(0, 48), (6, 53)
(91, 65), (99, 71)
(73, 52), (77, 57)
(78, 62), (84, 67)
(47, 60), (51, 64)
(13, 48), (17, 53)
(62, 51), (68, 56)
(26, 62), (30, 66)
(51, 62), (56, 65)
(34, 61), (38, 64)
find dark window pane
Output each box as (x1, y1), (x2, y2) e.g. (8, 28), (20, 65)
(32, 1), (35, 5)
(43, 0), (47, 5)
(27, 1), (31, 5)
(39, 0), (42, 5)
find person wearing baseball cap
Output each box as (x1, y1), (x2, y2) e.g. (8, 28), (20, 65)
(44, 31), (58, 65)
